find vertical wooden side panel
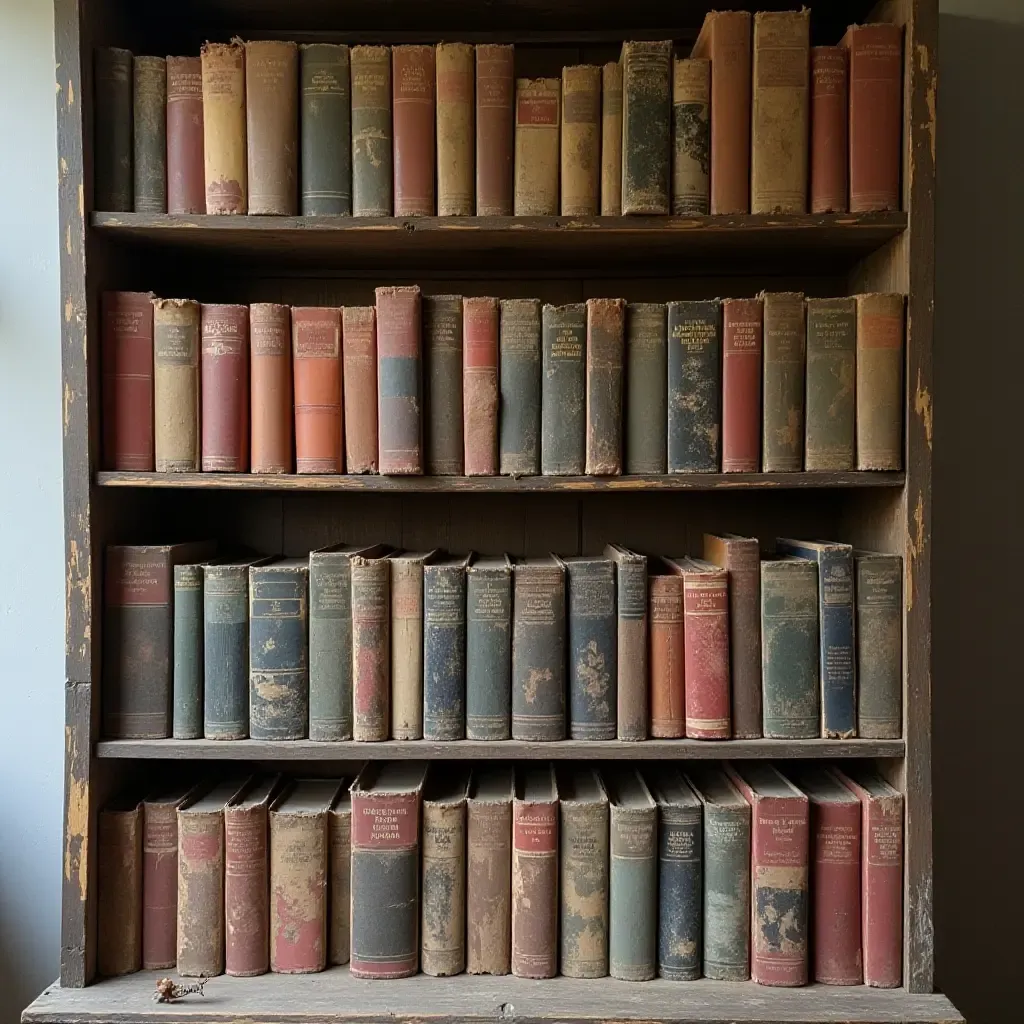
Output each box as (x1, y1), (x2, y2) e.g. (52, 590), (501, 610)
(62, 681), (92, 987)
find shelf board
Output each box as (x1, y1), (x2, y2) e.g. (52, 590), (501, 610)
(22, 970), (963, 1024)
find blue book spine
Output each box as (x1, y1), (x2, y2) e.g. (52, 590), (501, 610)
(466, 561), (512, 740)
(423, 562), (468, 740)
(203, 565), (251, 739)
(172, 564), (205, 739)
(567, 559), (617, 740)
(657, 804), (702, 980)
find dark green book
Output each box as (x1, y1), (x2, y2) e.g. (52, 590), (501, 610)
(94, 47), (133, 211)
(172, 561), (210, 739)
(424, 295), (465, 475)
(624, 302), (667, 474)
(132, 56), (166, 213)
(667, 299), (721, 473)
(621, 40), (673, 215)
(300, 43), (352, 215)
(541, 303), (586, 475)
(499, 299), (542, 476)
(761, 291), (806, 472)
(804, 297), (856, 471)
(351, 45), (392, 216)
(466, 555), (513, 741)
(855, 551), (903, 739)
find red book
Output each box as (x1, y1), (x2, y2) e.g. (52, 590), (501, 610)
(342, 306), (379, 473)
(102, 290), (155, 471)
(476, 44), (514, 216)
(201, 304), (250, 472)
(393, 46), (436, 216)
(351, 551), (391, 741)
(376, 286), (423, 474)
(721, 297), (763, 473)
(166, 56), (206, 214)
(463, 297), (499, 476)
(250, 303), (293, 474)
(292, 307), (343, 473)
(810, 47), (848, 214)
(648, 561), (685, 738)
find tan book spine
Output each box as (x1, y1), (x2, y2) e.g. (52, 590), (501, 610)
(153, 298), (200, 472)
(600, 63), (623, 215)
(245, 40), (299, 215)
(466, 797), (512, 974)
(437, 43), (475, 216)
(514, 77), (560, 216)
(560, 65), (601, 216)
(177, 809), (224, 976)
(201, 40), (247, 214)
(856, 292), (905, 471)
(391, 557), (425, 740)
(329, 799), (352, 965)
(421, 793), (467, 976)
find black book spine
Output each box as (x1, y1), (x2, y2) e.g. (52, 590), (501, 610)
(499, 299), (542, 476)
(667, 299), (722, 472)
(300, 44), (352, 215)
(424, 295), (465, 475)
(657, 803), (703, 980)
(466, 564), (513, 740)
(567, 560), (617, 739)
(94, 47), (134, 211)
(203, 566), (250, 739)
(540, 304), (586, 475)
(624, 302), (668, 474)
(133, 56), (167, 212)
(423, 563), (468, 740)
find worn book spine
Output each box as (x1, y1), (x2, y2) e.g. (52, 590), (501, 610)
(615, 555), (648, 741)
(683, 570), (730, 739)
(567, 561), (617, 740)
(309, 553), (354, 741)
(437, 43), (474, 216)
(560, 798), (609, 977)
(95, 47), (133, 211)
(671, 57), (710, 215)
(166, 56), (206, 214)
(201, 41), (247, 214)
(805, 297), (856, 470)
(467, 794), (512, 974)
(512, 564), (566, 741)
(856, 293), (904, 470)
(225, 800), (270, 975)
(424, 563), (468, 740)
(657, 799), (702, 980)
(201, 304), (250, 472)
(153, 298), (201, 472)
(667, 300), (721, 473)
(329, 801), (352, 964)
(173, 564), (204, 739)
(702, 797), (750, 980)
(721, 297), (764, 473)
(133, 56), (166, 212)
(761, 292), (806, 472)
(512, 794), (558, 978)
(855, 554), (902, 738)
(393, 45), (436, 216)
(810, 47), (848, 214)
(342, 306), (379, 472)
(751, 10), (810, 214)
(476, 44), (514, 216)
(142, 801), (178, 970)
(649, 574), (684, 738)
(245, 41), (298, 215)
(300, 44), (351, 215)
(391, 558), (426, 740)
(293, 306), (343, 473)
(422, 794), (467, 976)
(585, 298), (625, 475)
(424, 294), (464, 475)
(499, 298), (541, 476)
(812, 797), (862, 985)
(600, 62), (623, 215)
(102, 290), (154, 471)
(376, 285), (423, 474)
(466, 562), (512, 740)
(270, 807), (327, 973)
(249, 302), (293, 474)
(464, 297), (500, 475)
(177, 810), (224, 976)
(621, 40), (672, 215)
(560, 65), (601, 216)
(624, 302), (667, 474)
(98, 806), (142, 975)
(609, 798), (657, 980)
(814, 547), (857, 738)
(204, 565), (251, 739)
(859, 786), (903, 988)
(514, 78), (560, 215)
(540, 303), (586, 475)
(351, 46), (393, 216)
(351, 557), (390, 740)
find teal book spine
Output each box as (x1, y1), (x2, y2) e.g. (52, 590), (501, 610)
(172, 564), (205, 739)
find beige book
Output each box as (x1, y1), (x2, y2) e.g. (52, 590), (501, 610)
(201, 40), (247, 214)
(600, 62), (623, 215)
(437, 43), (475, 216)
(560, 65), (601, 216)
(855, 292), (905, 471)
(514, 77), (560, 216)
(153, 298), (200, 472)
(391, 550), (438, 739)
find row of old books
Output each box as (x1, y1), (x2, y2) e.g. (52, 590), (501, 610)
(98, 761), (903, 987)
(104, 537), (901, 743)
(103, 288), (905, 476)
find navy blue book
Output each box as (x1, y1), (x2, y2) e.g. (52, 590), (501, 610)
(423, 554), (471, 740)
(565, 556), (617, 740)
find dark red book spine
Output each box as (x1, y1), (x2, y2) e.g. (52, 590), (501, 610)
(102, 291), (155, 471)
(142, 802), (178, 969)
(862, 790), (903, 987)
(393, 45), (436, 216)
(811, 797), (862, 984)
(648, 574), (685, 738)
(292, 307), (343, 473)
(166, 56), (206, 214)
(721, 297), (763, 473)
(225, 804), (270, 976)
(201, 304), (250, 471)
(476, 45), (514, 215)
(463, 297), (499, 476)
(683, 569), (730, 739)
(511, 797), (558, 978)
(376, 286), (423, 474)
(810, 47), (848, 214)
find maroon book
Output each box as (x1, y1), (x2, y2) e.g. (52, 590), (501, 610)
(166, 56), (206, 214)
(476, 45), (514, 215)
(102, 291), (155, 471)
(342, 306), (379, 473)
(721, 297), (763, 473)
(201, 304), (250, 472)
(463, 297), (499, 476)
(810, 46), (848, 214)
(393, 46), (436, 216)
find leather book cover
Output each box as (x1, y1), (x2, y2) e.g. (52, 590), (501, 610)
(565, 556), (617, 740)
(94, 47), (133, 211)
(166, 56), (206, 214)
(350, 762), (428, 978)
(810, 47), (849, 213)
(424, 294), (465, 475)
(97, 797), (142, 976)
(421, 767), (471, 976)
(854, 551), (902, 739)
(512, 765), (558, 978)
(761, 291), (806, 472)
(556, 767), (609, 978)
(751, 10), (810, 214)
(329, 786), (352, 964)
(667, 299), (721, 473)
(691, 11), (751, 215)
(466, 555), (513, 741)
(173, 561), (209, 739)
(351, 551), (391, 740)
(499, 298), (541, 476)
(605, 544), (647, 741)
(250, 302), (293, 474)
(351, 46), (393, 216)
(437, 43), (475, 216)
(102, 290), (155, 471)
(464, 296), (500, 475)
(391, 550), (436, 740)
(703, 533), (762, 738)
(476, 44), (514, 216)
(423, 554), (471, 740)
(511, 556), (566, 741)
(393, 45), (436, 217)
(805, 297), (856, 470)
(843, 24), (903, 213)
(300, 44), (351, 215)
(624, 302), (667, 474)
(585, 297), (625, 475)
(560, 65), (601, 216)
(721, 296), (764, 473)
(540, 302), (586, 475)
(600, 61), (623, 215)
(133, 56), (166, 212)
(621, 40), (672, 215)
(342, 305), (379, 472)
(671, 57), (710, 215)
(647, 559), (684, 739)
(153, 298), (200, 472)
(514, 77), (560, 215)
(856, 292), (905, 470)
(376, 285), (423, 474)
(201, 41), (247, 214)
(292, 306), (343, 473)
(201, 303), (250, 472)
(467, 766), (514, 975)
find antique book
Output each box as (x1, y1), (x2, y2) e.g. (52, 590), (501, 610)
(102, 290), (155, 471)
(153, 298), (200, 472)
(300, 43), (351, 215)
(751, 10), (810, 214)
(351, 46), (393, 216)
(423, 554), (471, 740)
(540, 302), (586, 475)
(351, 550), (392, 741)
(437, 43), (475, 216)
(201, 303), (250, 472)
(245, 41), (299, 215)
(621, 40), (672, 215)
(464, 296), (500, 475)
(466, 555), (513, 741)
(624, 302), (667, 474)
(855, 551), (903, 739)
(201, 41), (247, 214)
(605, 544), (647, 741)
(391, 550), (436, 740)
(424, 294), (464, 476)
(671, 57), (710, 215)
(342, 305), (379, 473)
(647, 559), (684, 739)
(561, 65), (601, 216)
(856, 292), (905, 471)
(350, 762), (428, 978)
(804, 297), (856, 471)
(585, 297), (626, 475)
(249, 302), (293, 474)
(94, 47), (133, 211)
(476, 44), (514, 215)
(667, 299), (721, 473)
(499, 298), (542, 476)
(600, 61), (623, 215)
(721, 296), (764, 473)
(133, 56), (166, 212)
(292, 306), (343, 473)
(393, 44), (436, 217)
(97, 796), (142, 976)
(556, 766), (609, 978)
(566, 556), (617, 740)
(810, 47), (849, 214)
(166, 56), (206, 214)
(172, 560), (211, 739)
(514, 77), (560, 215)
(761, 291), (806, 472)
(329, 785), (352, 965)
(376, 285), (423, 474)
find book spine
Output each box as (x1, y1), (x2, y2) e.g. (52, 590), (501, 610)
(95, 47), (133, 211)
(293, 307), (343, 473)
(464, 297), (500, 475)
(812, 799), (862, 985)
(142, 802), (177, 969)
(683, 571), (730, 739)
(560, 801), (609, 978)
(512, 566), (566, 741)
(102, 291), (154, 471)
(201, 41), (247, 214)
(173, 564), (204, 739)
(862, 792), (903, 988)
(376, 286), (423, 474)
(201, 304), (250, 472)
(270, 810), (327, 973)
(512, 798), (558, 978)
(702, 803), (750, 980)
(761, 292), (806, 473)
(203, 565), (250, 740)
(816, 547), (856, 738)
(466, 566), (512, 740)
(475, 44), (514, 216)
(309, 554), (354, 741)
(329, 807), (352, 964)
(467, 798), (512, 974)
(153, 298), (201, 472)
(249, 302), (293, 474)
(567, 562), (617, 740)
(98, 809), (142, 976)
(424, 295), (465, 475)
(856, 556), (902, 739)
(351, 557), (390, 740)
(856, 293), (905, 471)
(721, 297), (764, 473)
(225, 804), (270, 976)
(804, 298), (856, 470)
(657, 803), (702, 980)
(437, 43), (475, 216)
(600, 62), (623, 215)
(133, 56), (166, 212)
(514, 78), (560, 215)
(649, 575), (684, 738)
(671, 57), (710, 215)
(423, 564), (468, 740)
(421, 798), (467, 976)
(391, 558), (425, 740)
(300, 44), (352, 215)
(585, 298), (626, 475)
(622, 41), (672, 215)
(624, 303), (667, 474)
(245, 41), (298, 215)
(498, 298), (542, 476)
(177, 810), (224, 976)
(342, 306), (379, 472)
(810, 47), (849, 213)
(616, 556), (648, 741)
(560, 65), (601, 216)
(166, 56), (206, 214)
(393, 45), (436, 216)
(609, 802), (657, 981)
(667, 300), (721, 472)
(351, 46), (393, 216)
(540, 304), (586, 475)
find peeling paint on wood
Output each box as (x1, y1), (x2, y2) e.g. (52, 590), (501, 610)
(914, 370), (933, 451)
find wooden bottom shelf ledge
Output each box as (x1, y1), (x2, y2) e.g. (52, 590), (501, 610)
(22, 970), (962, 1024)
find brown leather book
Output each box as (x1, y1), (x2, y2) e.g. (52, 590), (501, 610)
(351, 551), (391, 740)
(98, 797), (142, 976)
(467, 766), (513, 975)
(329, 786), (352, 965)
(154, 299), (200, 473)
(648, 560), (685, 738)
(561, 65), (601, 216)
(476, 44), (514, 216)
(393, 45), (436, 216)
(600, 62), (623, 215)
(250, 303), (293, 474)
(102, 290), (155, 472)
(463, 296), (499, 476)
(376, 285), (423, 474)
(246, 41), (299, 215)
(585, 297), (625, 475)
(292, 306), (343, 473)
(437, 43), (475, 216)
(166, 56), (206, 214)
(856, 292), (905, 471)
(605, 544), (648, 741)
(514, 78), (560, 215)
(424, 295), (465, 475)
(201, 41), (247, 214)
(761, 290), (806, 473)
(342, 305), (379, 473)
(201, 304), (249, 472)
(810, 46), (849, 214)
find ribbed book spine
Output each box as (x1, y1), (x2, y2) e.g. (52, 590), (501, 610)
(292, 307), (343, 474)
(761, 292), (806, 472)
(393, 45), (436, 217)
(671, 57), (710, 215)
(225, 801), (270, 976)
(855, 553), (902, 738)
(476, 44), (514, 216)
(667, 300), (721, 472)
(609, 797), (657, 980)
(514, 78), (560, 215)
(204, 564), (251, 740)
(585, 298), (626, 475)
(142, 800), (178, 969)
(541, 303), (586, 475)
(172, 564), (204, 739)
(621, 40), (672, 215)
(437, 43), (475, 216)
(600, 62), (623, 215)
(245, 40), (299, 215)
(512, 791), (558, 978)
(391, 557), (427, 740)
(97, 805), (142, 976)
(329, 801), (352, 964)
(249, 302), (293, 474)
(351, 46), (393, 216)
(467, 791), (512, 974)
(612, 551), (648, 741)
(154, 298), (200, 472)
(649, 574), (684, 738)
(342, 306), (379, 473)
(133, 56), (166, 212)
(721, 297), (764, 473)
(559, 797), (609, 978)
(423, 562), (469, 740)
(351, 556), (390, 741)
(466, 560), (512, 741)
(567, 559), (617, 740)
(657, 801), (702, 980)
(421, 793), (467, 976)
(701, 795), (750, 980)
(166, 56), (205, 214)
(624, 303), (667, 474)
(464, 297), (500, 475)
(561, 65), (601, 216)
(682, 567), (730, 739)
(810, 47), (848, 214)
(102, 290), (155, 471)
(499, 298), (541, 476)
(94, 48), (133, 211)
(201, 41), (247, 214)
(177, 810), (224, 976)
(376, 286), (423, 474)
(856, 293), (905, 471)
(300, 44), (351, 215)
(424, 295), (464, 476)
(805, 298), (856, 470)
(201, 304), (250, 472)
(309, 552), (355, 741)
